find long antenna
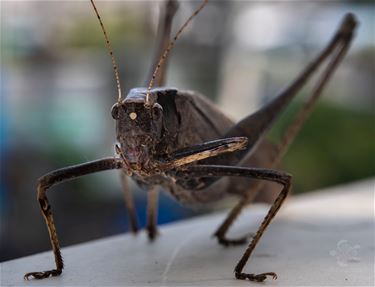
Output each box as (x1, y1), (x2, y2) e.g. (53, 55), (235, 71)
(90, 0), (123, 103)
(145, 0), (208, 107)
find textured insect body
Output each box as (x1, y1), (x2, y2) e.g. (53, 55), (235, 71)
(24, 0), (357, 283)
(115, 87), (247, 201)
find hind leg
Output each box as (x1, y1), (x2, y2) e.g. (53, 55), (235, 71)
(145, 0), (178, 86)
(223, 14), (357, 162)
(214, 14), (357, 246)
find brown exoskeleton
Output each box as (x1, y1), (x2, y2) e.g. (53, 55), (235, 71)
(24, 0), (357, 282)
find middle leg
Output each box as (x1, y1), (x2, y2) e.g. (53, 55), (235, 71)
(214, 140), (279, 246)
(120, 171), (139, 233)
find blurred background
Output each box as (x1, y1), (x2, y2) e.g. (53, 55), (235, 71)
(0, 0), (374, 262)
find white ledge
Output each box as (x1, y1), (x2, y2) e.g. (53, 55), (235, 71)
(1, 179), (374, 286)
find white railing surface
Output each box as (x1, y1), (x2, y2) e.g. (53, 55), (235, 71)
(1, 179), (374, 286)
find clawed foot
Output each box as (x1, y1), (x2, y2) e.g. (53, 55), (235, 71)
(217, 233), (254, 247)
(147, 226), (159, 241)
(235, 271), (277, 282)
(24, 269), (62, 280)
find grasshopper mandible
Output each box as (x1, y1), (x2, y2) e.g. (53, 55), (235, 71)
(24, 0), (357, 282)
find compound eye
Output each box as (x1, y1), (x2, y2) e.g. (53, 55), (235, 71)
(111, 103), (120, 120)
(152, 103), (163, 120)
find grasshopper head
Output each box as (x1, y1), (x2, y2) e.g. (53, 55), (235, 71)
(111, 88), (163, 167)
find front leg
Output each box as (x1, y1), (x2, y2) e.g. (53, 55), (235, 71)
(179, 165), (292, 282)
(24, 158), (123, 280)
(143, 137), (247, 239)
(158, 137), (248, 172)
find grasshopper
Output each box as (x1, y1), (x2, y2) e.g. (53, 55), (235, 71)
(24, 0), (357, 282)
